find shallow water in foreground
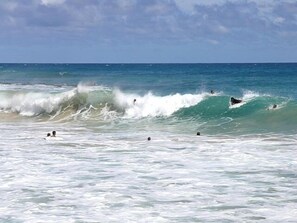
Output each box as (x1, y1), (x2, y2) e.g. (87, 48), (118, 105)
(1, 121), (297, 222)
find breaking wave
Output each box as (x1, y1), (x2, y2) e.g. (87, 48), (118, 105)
(0, 83), (206, 120)
(1, 83), (297, 134)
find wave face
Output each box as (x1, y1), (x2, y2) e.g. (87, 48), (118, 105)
(0, 84), (114, 119)
(175, 92), (297, 134)
(0, 84), (205, 119)
(1, 83), (296, 134)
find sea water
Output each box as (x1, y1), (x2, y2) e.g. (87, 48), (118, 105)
(1, 63), (297, 222)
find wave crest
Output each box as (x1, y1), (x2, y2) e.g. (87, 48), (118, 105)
(0, 84), (207, 120)
(115, 89), (205, 118)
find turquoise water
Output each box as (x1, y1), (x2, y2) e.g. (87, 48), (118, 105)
(1, 63), (297, 222)
(1, 63), (297, 134)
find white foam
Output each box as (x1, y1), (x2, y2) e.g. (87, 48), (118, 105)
(44, 137), (63, 141)
(0, 90), (76, 116)
(1, 123), (296, 222)
(0, 84), (112, 117)
(242, 90), (260, 100)
(114, 89), (205, 118)
(229, 90), (260, 109)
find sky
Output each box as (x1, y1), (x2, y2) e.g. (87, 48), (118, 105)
(0, 0), (296, 63)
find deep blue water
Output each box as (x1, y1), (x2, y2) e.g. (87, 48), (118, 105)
(1, 63), (296, 96)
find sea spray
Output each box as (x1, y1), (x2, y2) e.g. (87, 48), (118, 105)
(114, 89), (206, 118)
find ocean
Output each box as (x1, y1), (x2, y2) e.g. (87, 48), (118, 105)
(0, 63), (297, 222)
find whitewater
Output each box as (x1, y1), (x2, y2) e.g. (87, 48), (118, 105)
(1, 63), (297, 222)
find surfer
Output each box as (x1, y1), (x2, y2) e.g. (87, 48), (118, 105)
(52, 131), (56, 137)
(230, 97), (242, 105)
(133, 99), (136, 104)
(197, 132), (201, 136)
(267, 104), (277, 110)
(210, 90), (214, 94)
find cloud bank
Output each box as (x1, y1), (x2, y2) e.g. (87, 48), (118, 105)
(0, 0), (296, 62)
(0, 0), (296, 42)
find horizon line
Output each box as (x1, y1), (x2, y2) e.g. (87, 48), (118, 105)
(0, 62), (296, 65)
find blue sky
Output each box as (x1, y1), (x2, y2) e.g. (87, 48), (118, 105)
(0, 0), (296, 63)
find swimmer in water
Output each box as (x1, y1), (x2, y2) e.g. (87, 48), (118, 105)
(197, 132), (201, 136)
(267, 104), (277, 110)
(210, 90), (214, 94)
(46, 133), (51, 137)
(52, 131), (56, 137)
(147, 137), (151, 141)
(133, 99), (137, 104)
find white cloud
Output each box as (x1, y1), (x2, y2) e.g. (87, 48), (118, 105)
(0, 0), (296, 46)
(173, 0), (238, 14)
(274, 17), (285, 25)
(40, 0), (65, 6)
(0, 1), (18, 11)
(207, 39), (219, 45)
(173, 0), (295, 14)
(173, 0), (198, 14)
(117, 0), (137, 10)
(216, 25), (229, 34)
(145, 2), (170, 14)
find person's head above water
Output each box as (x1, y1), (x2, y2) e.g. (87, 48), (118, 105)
(52, 131), (56, 137)
(147, 137), (151, 141)
(133, 99), (137, 104)
(273, 104), (277, 109)
(47, 133), (51, 137)
(197, 132), (201, 136)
